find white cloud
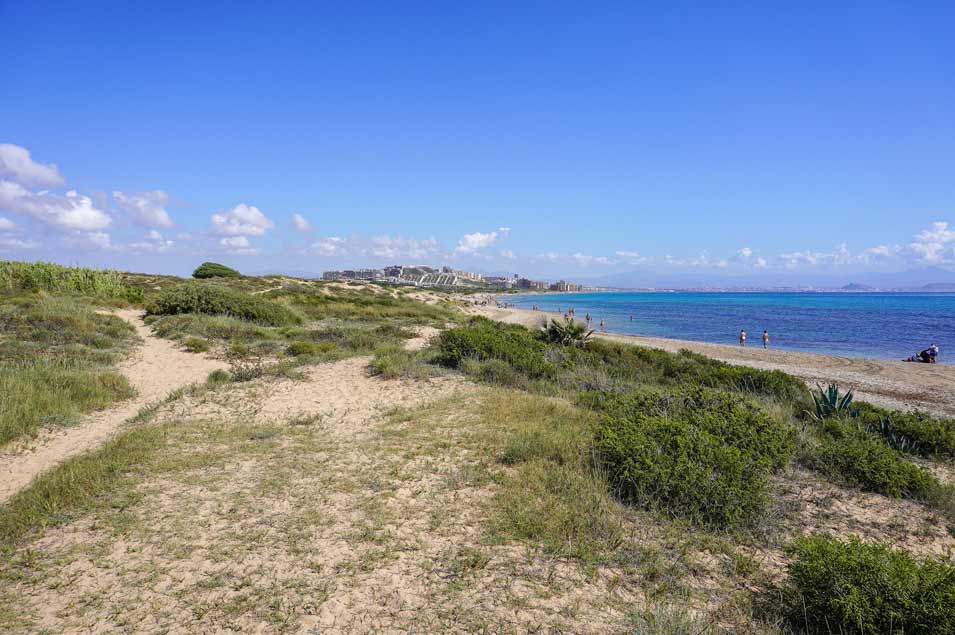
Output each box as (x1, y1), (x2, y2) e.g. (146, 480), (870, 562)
(127, 230), (174, 253)
(753, 257), (768, 269)
(535, 251), (561, 262)
(0, 181), (111, 230)
(0, 236), (37, 250)
(0, 143), (64, 187)
(311, 236), (348, 257)
(291, 213), (312, 232)
(499, 249), (515, 259)
(370, 235), (439, 259)
(865, 244), (892, 257)
(455, 227), (509, 254)
(737, 247), (753, 260)
(572, 252), (616, 266)
(906, 221), (955, 264)
(211, 203), (274, 236)
(0, 216), (14, 231)
(113, 190), (173, 228)
(615, 250), (647, 264)
(219, 235), (259, 255)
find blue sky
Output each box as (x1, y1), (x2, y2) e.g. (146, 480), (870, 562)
(2, 1), (954, 283)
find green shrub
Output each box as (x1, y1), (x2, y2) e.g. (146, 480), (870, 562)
(206, 369), (231, 386)
(192, 261), (240, 279)
(183, 337), (210, 353)
(809, 419), (939, 499)
(585, 386), (795, 471)
(145, 283), (300, 326)
(435, 317), (555, 379)
(781, 535), (955, 634)
(286, 341), (319, 357)
(596, 412), (774, 528)
(853, 402), (955, 458)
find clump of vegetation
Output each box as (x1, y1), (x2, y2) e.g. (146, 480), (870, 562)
(192, 261), (240, 279)
(0, 296), (137, 445)
(206, 369), (231, 386)
(808, 383), (854, 420)
(0, 260), (143, 302)
(853, 402), (955, 458)
(182, 336), (210, 353)
(780, 535), (955, 635)
(595, 388), (794, 528)
(436, 317), (555, 379)
(146, 283), (301, 326)
(542, 318), (594, 347)
(436, 319), (808, 405)
(278, 285), (458, 326)
(807, 418), (940, 500)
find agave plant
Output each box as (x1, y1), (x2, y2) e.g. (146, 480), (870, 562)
(543, 318), (595, 347)
(809, 383), (854, 420)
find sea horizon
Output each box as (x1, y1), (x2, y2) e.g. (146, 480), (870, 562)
(506, 290), (954, 363)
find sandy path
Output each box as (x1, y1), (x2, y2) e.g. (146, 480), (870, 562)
(0, 309), (225, 503)
(467, 305), (955, 416)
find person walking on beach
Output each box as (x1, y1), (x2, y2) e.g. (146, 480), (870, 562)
(739, 329), (746, 346)
(599, 319), (605, 330)
(762, 330), (769, 348)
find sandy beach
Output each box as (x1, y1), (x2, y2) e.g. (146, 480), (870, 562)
(465, 302), (955, 416)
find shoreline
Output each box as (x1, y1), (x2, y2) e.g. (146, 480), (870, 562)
(460, 298), (955, 416)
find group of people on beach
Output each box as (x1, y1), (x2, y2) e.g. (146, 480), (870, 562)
(739, 329), (771, 349)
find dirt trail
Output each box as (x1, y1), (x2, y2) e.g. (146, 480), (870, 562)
(0, 309), (225, 503)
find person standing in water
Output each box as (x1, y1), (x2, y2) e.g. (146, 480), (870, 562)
(739, 329), (746, 346)
(762, 330), (769, 348)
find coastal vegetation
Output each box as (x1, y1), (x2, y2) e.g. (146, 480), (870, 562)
(1, 261), (953, 633)
(191, 261), (240, 279)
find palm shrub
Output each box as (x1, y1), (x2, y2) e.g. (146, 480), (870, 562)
(192, 262), (240, 279)
(809, 383), (854, 420)
(780, 535), (955, 634)
(542, 318), (594, 347)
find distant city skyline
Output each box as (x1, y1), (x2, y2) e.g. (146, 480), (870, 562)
(2, 3), (954, 284)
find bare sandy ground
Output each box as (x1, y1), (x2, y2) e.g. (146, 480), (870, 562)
(466, 304), (955, 416)
(0, 309), (226, 503)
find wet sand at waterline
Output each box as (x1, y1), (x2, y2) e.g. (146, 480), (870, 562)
(466, 304), (955, 416)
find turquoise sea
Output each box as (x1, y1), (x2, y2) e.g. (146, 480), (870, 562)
(507, 292), (954, 363)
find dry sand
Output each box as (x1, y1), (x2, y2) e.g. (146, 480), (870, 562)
(0, 309), (226, 503)
(466, 304), (955, 416)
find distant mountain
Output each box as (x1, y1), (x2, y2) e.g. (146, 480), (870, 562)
(842, 283), (874, 291)
(921, 282), (955, 291)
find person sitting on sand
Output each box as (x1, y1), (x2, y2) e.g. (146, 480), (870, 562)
(905, 344), (938, 363)
(762, 330), (769, 348)
(739, 329), (746, 346)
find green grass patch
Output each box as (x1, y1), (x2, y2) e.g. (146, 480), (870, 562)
(0, 260), (143, 302)
(0, 425), (168, 545)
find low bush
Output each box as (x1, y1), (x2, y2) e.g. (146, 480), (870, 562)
(192, 261), (240, 279)
(206, 369), (231, 386)
(592, 386), (794, 528)
(435, 317), (555, 379)
(780, 535), (955, 634)
(286, 341), (319, 357)
(809, 419), (939, 499)
(853, 402), (955, 458)
(146, 283), (301, 326)
(596, 412), (774, 528)
(183, 337), (210, 353)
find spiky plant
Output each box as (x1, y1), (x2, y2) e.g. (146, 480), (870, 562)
(543, 318), (595, 347)
(809, 383), (854, 420)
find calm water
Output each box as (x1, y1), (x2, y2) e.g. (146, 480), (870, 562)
(507, 292), (954, 363)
